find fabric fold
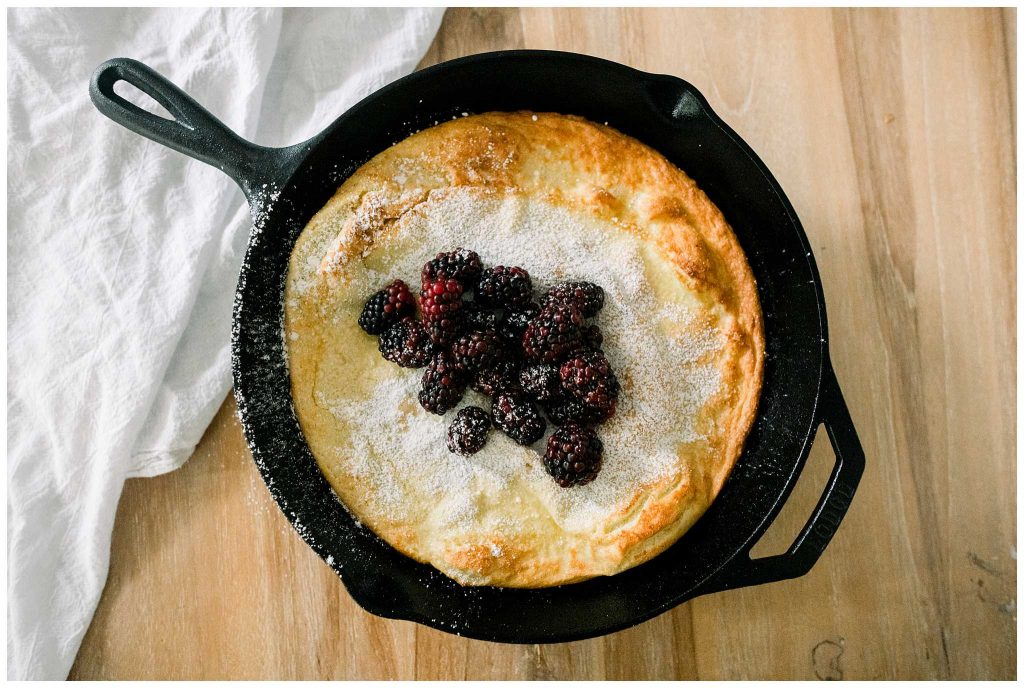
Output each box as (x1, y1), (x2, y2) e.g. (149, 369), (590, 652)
(7, 8), (444, 679)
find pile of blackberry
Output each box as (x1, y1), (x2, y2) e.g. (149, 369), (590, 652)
(358, 248), (619, 488)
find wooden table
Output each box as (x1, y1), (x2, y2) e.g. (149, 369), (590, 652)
(70, 8), (1016, 680)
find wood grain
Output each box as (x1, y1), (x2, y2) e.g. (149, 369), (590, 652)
(70, 8), (1016, 680)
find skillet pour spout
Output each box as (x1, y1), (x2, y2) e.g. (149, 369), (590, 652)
(89, 51), (864, 643)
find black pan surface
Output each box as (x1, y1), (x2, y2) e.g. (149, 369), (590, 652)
(90, 50), (864, 643)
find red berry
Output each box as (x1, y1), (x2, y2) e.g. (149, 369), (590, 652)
(420, 275), (465, 345)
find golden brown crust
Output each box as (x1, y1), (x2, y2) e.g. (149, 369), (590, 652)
(283, 112), (764, 587)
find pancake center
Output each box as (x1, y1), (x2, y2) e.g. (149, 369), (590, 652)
(304, 187), (725, 536)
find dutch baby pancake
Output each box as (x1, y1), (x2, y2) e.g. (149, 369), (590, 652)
(283, 112), (763, 587)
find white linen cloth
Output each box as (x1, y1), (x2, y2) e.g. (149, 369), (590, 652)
(7, 8), (444, 679)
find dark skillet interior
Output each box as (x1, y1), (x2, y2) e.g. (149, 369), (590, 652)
(231, 51), (844, 643)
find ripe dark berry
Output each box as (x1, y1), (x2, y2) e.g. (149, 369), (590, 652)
(582, 324), (603, 350)
(426, 318), (465, 347)
(497, 301), (540, 341)
(378, 317), (434, 368)
(450, 329), (506, 373)
(471, 359), (521, 397)
(522, 303), (585, 363)
(422, 248), (483, 285)
(361, 251), (618, 462)
(541, 281), (605, 318)
(474, 266), (533, 310)
(559, 348), (620, 422)
(497, 303), (544, 352)
(543, 397), (595, 426)
(420, 276), (465, 345)
(491, 392), (546, 446)
(446, 406), (491, 455)
(519, 364), (560, 403)
(418, 351), (468, 414)
(358, 279), (416, 335)
(543, 423), (603, 487)
(464, 301), (502, 331)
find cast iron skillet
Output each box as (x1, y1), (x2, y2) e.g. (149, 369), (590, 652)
(90, 50), (864, 642)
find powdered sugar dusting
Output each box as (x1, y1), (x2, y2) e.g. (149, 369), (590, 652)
(304, 188), (725, 535)
(318, 188), (428, 278)
(249, 182), (281, 230)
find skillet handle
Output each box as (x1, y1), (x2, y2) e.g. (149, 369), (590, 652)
(700, 366), (865, 593)
(89, 58), (310, 210)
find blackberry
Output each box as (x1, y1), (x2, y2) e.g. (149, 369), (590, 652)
(420, 276), (465, 345)
(419, 247), (483, 284)
(378, 317), (434, 368)
(543, 396), (595, 426)
(464, 301), (502, 331)
(491, 392), (547, 446)
(543, 423), (603, 488)
(358, 279), (416, 335)
(560, 348), (620, 423)
(519, 364), (560, 403)
(541, 281), (605, 318)
(522, 303), (585, 363)
(426, 318), (466, 347)
(450, 329), (506, 373)
(418, 351), (468, 414)
(474, 266), (533, 310)
(421, 248), (483, 285)
(446, 406), (491, 455)
(471, 359), (521, 397)
(582, 324), (604, 350)
(499, 302), (541, 348)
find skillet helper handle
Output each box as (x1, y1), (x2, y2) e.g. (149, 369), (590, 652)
(89, 58), (301, 207)
(703, 366), (865, 593)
